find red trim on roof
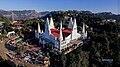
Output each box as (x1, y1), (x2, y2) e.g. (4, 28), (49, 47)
(50, 29), (59, 32)
(62, 30), (71, 33)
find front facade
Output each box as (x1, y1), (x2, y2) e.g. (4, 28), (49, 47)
(35, 17), (87, 53)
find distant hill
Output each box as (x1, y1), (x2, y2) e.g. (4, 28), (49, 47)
(0, 9), (120, 20)
(96, 12), (120, 20)
(42, 10), (120, 20)
(0, 9), (49, 20)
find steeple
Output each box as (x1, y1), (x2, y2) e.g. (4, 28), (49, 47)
(45, 18), (51, 35)
(82, 23), (87, 39)
(38, 22), (41, 33)
(59, 22), (63, 42)
(41, 30), (44, 33)
(82, 23), (85, 34)
(85, 31), (87, 38)
(71, 18), (78, 40)
(49, 17), (55, 29)
(68, 17), (73, 29)
(73, 18), (77, 33)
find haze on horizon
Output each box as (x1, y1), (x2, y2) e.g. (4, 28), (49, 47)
(0, 0), (119, 14)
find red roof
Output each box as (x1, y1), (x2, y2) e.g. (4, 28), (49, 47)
(52, 32), (59, 38)
(50, 28), (72, 38)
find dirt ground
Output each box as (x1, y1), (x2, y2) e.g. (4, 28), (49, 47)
(0, 36), (48, 67)
(0, 38), (9, 60)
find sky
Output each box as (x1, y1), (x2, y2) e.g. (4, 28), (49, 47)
(0, 0), (119, 14)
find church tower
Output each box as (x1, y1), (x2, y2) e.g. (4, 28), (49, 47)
(38, 22), (41, 33)
(82, 23), (85, 34)
(35, 22), (41, 39)
(59, 22), (63, 42)
(82, 23), (87, 39)
(59, 22), (63, 52)
(45, 18), (51, 39)
(49, 17), (55, 29)
(68, 17), (73, 29)
(73, 18), (77, 33)
(71, 18), (78, 40)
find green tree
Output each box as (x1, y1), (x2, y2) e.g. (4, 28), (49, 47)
(60, 54), (66, 67)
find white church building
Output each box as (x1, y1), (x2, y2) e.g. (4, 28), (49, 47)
(35, 17), (87, 53)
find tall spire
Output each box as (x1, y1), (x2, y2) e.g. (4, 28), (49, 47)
(82, 23), (87, 39)
(82, 23), (85, 34)
(59, 22), (63, 42)
(41, 30), (44, 33)
(45, 18), (51, 35)
(73, 18), (77, 33)
(46, 17), (49, 23)
(68, 17), (73, 29)
(85, 31), (87, 38)
(71, 18), (78, 40)
(49, 17), (55, 29)
(38, 22), (41, 33)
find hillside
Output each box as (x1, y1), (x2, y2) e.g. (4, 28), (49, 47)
(96, 12), (120, 20)
(42, 11), (120, 67)
(0, 14), (11, 24)
(24, 10), (120, 67)
(1, 9), (120, 20)
(0, 9), (49, 20)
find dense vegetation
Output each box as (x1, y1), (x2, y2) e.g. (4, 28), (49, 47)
(45, 11), (120, 67)
(0, 14), (11, 38)
(1, 10), (120, 67)
(19, 11), (120, 67)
